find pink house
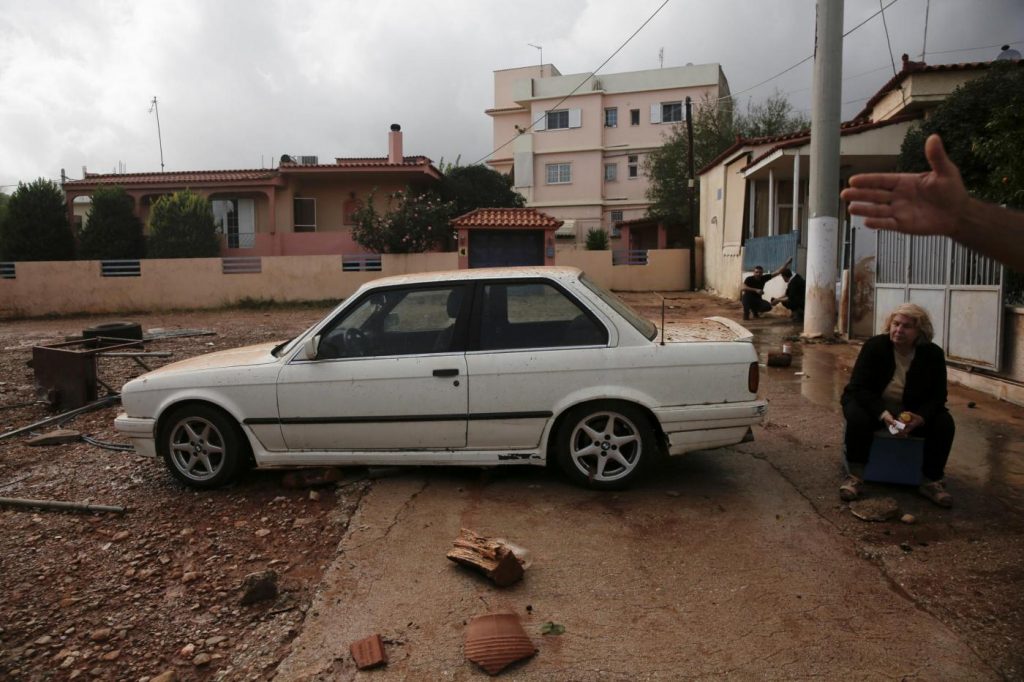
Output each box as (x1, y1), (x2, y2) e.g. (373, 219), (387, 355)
(62, 125), (442, 257)
(486, 63), (729, 247)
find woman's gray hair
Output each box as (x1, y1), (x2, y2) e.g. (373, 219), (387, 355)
(884, 303), (934, 344)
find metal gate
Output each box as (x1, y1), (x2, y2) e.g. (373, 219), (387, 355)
(875, 231), (1004, 370)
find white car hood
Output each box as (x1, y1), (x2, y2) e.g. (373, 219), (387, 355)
(144, 342), (281, 377)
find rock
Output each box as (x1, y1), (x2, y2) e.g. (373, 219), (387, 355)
(254, 529), (271, 538)
(112, 531), (130, 542)
(193, 653), (212, 666)
(25, 429), (81, 446)
(308, 490), (320, 501)
(101, 650), (120, 661)
(90, 628), (112, 642)
(900, 513), (916, 524)
(239, 570), (278, 605)
(34, 635), (53, 645)
(850, 497), (900, 522)
(181, 572), (199, 584)
(205, 635), (227, 647)
(179, 643), (195, 658)
(292, 517), (314, 528)
(151, 671), (179, 682)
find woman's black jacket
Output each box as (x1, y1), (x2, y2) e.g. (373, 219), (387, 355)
(840, 333), (949, 423)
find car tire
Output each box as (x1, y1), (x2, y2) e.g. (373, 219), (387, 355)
(158, 404), (246, 489)
(82, 321), (143, 343)
(555, 401), (656, 490)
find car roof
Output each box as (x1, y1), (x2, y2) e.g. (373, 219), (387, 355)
(359, 266), (584, 289)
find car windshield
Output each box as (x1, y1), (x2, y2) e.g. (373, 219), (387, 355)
(580, 274), (657, 340)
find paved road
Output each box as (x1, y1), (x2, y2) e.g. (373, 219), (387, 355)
(275, 330), (1022, 681)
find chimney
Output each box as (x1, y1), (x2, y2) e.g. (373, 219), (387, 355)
(388, 123), (403, 164)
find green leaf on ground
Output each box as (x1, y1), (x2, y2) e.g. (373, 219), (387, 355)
(540, 622), (565, 636)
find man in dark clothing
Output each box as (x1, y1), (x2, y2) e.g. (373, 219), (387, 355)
(771, 268), (806, 321)
(839, 303), (955, 508)
(740, 258), (791, 321)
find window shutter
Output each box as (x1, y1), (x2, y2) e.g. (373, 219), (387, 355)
(650, 104), (661, 123)
(534, 109), (546, 131)
(513, 152), (534, 188)
(568, 108), (582, 128)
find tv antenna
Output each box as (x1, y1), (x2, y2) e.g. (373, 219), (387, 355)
(149, 96), (165, 172)
(528, 43), (543, 77)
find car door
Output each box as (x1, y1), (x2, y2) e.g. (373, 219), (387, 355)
(464, 279), (611, 449)
(276, 283), (470, 451)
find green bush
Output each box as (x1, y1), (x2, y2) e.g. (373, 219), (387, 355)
(147, 190), (221, 258)
(78, 186), (145, 260)
(0, 179), (75, 261)
(585, 228), (609, 251)
(351, 190), (455, 253)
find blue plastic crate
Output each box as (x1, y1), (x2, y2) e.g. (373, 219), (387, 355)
(864, 433), (924, 485)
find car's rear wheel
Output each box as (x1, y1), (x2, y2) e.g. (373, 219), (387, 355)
(158, 405), (245, 488)
(556, 402), (655, 489)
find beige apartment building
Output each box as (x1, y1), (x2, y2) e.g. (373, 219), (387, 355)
(486, 62), (730, 248)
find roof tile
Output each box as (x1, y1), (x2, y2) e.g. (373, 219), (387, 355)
(450, 208), (563, 229)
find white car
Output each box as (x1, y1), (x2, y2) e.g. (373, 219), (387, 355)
(115, 267), (766, 489)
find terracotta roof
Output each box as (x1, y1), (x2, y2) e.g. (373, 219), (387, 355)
(64, 169), (277, 187)
(741, 113), (923, 172)
(852, 55), (1010, 121)
(698, 111), (922, 176)
(450, 208), (563, 229)
(280, 155), (435, 169)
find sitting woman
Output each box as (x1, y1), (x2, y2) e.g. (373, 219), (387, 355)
(839, 303), (956, 507)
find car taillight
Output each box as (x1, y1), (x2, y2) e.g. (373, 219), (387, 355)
(748, 361), (759, 394)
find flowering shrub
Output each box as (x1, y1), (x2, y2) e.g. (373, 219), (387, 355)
(351, 190), (456, 253)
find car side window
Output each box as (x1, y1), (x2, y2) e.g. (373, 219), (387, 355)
(317, 285), (464, 359)
(479, 282), (607, 351)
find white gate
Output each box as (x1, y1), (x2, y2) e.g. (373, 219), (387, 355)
(875, 231), (1004, 370)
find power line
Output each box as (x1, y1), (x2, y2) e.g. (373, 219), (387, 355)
(475, 0), (671, 165)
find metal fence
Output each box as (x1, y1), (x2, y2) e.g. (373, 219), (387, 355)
(612, 249), (649, 266)
(742, 232), (799, 271)
(221, 257), (262, 274)
(341, 254), (383, 272)
(100, 260), (141, 277)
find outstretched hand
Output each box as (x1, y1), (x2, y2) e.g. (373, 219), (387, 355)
(841, 135), (969, 239)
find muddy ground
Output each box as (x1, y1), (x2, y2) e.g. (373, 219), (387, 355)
(0, 294), (1021, 680)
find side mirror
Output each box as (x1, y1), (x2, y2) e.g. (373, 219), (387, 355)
(301, 335), (320, 360)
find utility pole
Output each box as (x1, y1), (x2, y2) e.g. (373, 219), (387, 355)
(150, 96), (165, 172)
(685, 96), (697, 290)
(804, 0), (844, 337)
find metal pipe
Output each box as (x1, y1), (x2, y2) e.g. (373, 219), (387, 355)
(0, 497), (126, 514)
(0, 395), (120, 442)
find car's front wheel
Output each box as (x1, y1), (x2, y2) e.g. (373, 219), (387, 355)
(158, 405), (245, 488)
(556, 402), (656, 489)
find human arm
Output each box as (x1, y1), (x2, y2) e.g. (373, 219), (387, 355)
(769, 257), (792, 278)
(841, 336), (891, 422)
(841, 134), (1024, 271)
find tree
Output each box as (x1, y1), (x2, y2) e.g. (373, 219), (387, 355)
(147, 189), (221, 258)
(439, 164), (524, 218)
(78, 186), (145, 260)
(585, 228), (609, 251)
(0, 179), (75, 261)
(351, 190), (456, 254)
(645, 91), (808, 230)
(897, 61), (1024, 301)
(0, 192), (9, 229)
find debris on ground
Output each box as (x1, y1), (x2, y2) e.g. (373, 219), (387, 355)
(540, 622), (565, 636)
(0, 496), (125, 514)
(280, 467), (345, 489)
(350, 633), (387, 670)
(25, 428), (81, 446)
(464, 613), (537, 675)
(447, 528), (526, 587)
(850, 497), (900, 522)
(900, 513), (916, 524)
(239, 569), (279, 605)
(766, 352), (792, 367)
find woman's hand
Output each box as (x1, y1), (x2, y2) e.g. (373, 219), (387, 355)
(901, 411), (925, 435)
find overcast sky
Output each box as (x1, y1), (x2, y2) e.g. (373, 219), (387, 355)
(1, 0), (1020, 189)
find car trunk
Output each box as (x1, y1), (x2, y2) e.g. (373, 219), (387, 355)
(656, 316), (754, 344)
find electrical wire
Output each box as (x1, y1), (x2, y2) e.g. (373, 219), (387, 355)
(475, 0), (671, 164)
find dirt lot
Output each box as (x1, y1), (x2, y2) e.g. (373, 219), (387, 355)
(1, 295), (1021, 680)
(0, 306), (345, 681)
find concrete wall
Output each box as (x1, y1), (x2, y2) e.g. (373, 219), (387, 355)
(0, 250), (688, 318)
